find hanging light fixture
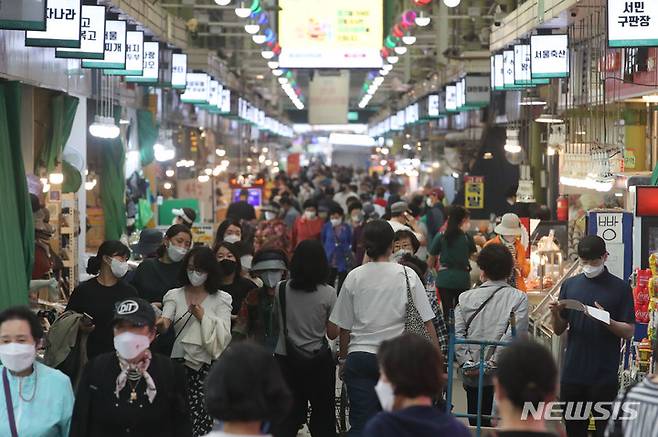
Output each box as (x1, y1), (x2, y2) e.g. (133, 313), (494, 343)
(89, 72), (120, 139)
(443, 0), (461, 7)
(214, 0), (231, 5)
(387, 55), (399, 64)
(267, 61), (279, 69)
(49, 173), (64, 185)
(165, 169), (175, 177)
(402, 35), (417, 45)
(415, 12), (431, 26)
(535, 113), (565, 123)
(235, 1), (252, 18)
(252, 34), (267, 44)
(244, 23), (260, 34)
(272, 69), (284, 76)
(261, 50), (275, 59)
(394, 46), (408, 55)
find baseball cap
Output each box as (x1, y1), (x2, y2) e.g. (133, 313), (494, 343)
(130, 229), (163, 256)
(430, 188), (445, 200)
(577, 235), (607, 260)
(113, 298), (156, 328)
(390, 201), (410, 216)
(172, 208), (196, 225)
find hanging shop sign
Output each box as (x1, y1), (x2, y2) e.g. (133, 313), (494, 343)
(607, 0), (658, 48)
(405, 103), (419, 124)
(181, 73), (210, 104)
(455, 80), (464, 110)
(513, 44), (550, 86)
(516, 180), (535, 203)
(126, 41), (159, 83)
(104, 31), (144, 76)
(25, 0), (82, 48)
(171, 53), (188, 89)
(494, 53), (504, 90)
(220, 89), (231, 113)
(0, 0), (46, 31)
(465, 75), (490, 108)
(464, 176), (484, 209)
(55, 5), (105, 59)
(530, 34), (569, 79)
(490, 55), (495, 88)
(201, 80), (220, 111)
(445, 85), (457, 112)
(503, 49), (516, 88)
(82, 20), (127, 69)
(428, 94), (441, 118)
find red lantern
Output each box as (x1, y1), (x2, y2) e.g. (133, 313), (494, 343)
(380, 47), (390, 58)
(273, 42), (281, 55)
(392, 24), (404, 38)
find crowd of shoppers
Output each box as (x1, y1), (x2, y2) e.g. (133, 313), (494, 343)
(1, 163), (643, 437)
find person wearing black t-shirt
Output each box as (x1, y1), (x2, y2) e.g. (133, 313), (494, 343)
(131, 225), (192, 305)
(549, 235), (635, 437)
(226, 189), (256, 222)
(71, 297), (191, 437)
(493, 339), (561, 437)
(214, 241), (257, 317)
(66, 241), (138, 359)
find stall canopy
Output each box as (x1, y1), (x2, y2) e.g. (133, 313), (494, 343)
(0, 82), (34, 306)
(41, 94), (79, 172)
(99, 108), (127, 241)
(138, 109), (158, 167)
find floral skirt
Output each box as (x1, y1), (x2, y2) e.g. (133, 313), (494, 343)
(186, 363), (214, 437)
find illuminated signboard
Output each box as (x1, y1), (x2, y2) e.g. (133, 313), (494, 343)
(503, 49), (515, 88)
(607, 0), (658, 47)
(428, 94), (440, 118)
(105, 31), (143, 76)
(0, 0), (46, 31)
(464, 75), (490, 108)
(278, 0), (383, 69)
(25, 0), (81, 48)
(126, 41), (159, 83)
(530, 34), (569, 79)
(494, 53), (504, 90)
(171, 53), (188, 89)
(514, 44), (550, 87)
(82, 20), (126, 69)
(220, 89), (231, 113)
(445, 85), (457, 112)
(181, 73), (210, 104)
(55, 5), (105, 59)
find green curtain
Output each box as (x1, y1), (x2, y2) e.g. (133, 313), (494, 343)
(652, 163), (658, 186)
(99, 108), (127, 241)
(136, 198), (154, 230)
(41, 94), (79, 172)
(137, 109), (158, 167)
(62, 159), (82, 193)
(0, 82), (34, 307)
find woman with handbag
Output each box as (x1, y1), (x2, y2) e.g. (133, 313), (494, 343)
(454, 244), (529, 427)
(274, 240), (340, 437)
(330, 220), (439, 437)
(321, 204), (353, 293)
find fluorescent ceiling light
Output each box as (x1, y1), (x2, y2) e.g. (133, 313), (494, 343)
(520, 98), (547, 106)
(535, 114), (564, 123)
(329, 133), (376, 147)
(642, 95), (658, 103)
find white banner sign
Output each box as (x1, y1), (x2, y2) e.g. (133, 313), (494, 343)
(514, 44), (531, 85)
(127, 41), (159, 83)
(531, 34), (569, 79)
(219, 89), (231, 113)
(446, 85), (457, 112)
(465, 75), (490, 107)
(0, 0), (46, 31)
(428, 94), (440, 118)
(596, 213), (623, 244)
(494, 53), (504, 90)
(503, 49), (515, 88)
(55, 5), (105, 59)
(26, 0), (81, 48)
(82, 20), (127, 69)
(607, 0), (658, 47)
(171, 53), (187, 89)
(105, 31), (143, 76)
(181, 73), (210, 104)
(308, 71), (350, 124)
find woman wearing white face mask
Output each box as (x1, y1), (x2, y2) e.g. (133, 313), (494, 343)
(159, 247), (232, 437)
(67, 240), (138, 360)
(131, 225), (193, 305)
(0, 306), (75, 437)
(233, 248), (289, 353)
(70, 298), (191, 437)
(214, 219), (243, 246)
(363, 334), (469, 437)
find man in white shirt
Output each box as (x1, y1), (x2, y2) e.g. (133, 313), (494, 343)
(387, 201), (424, 244)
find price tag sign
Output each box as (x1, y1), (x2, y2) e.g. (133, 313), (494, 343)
(465, 176), (485, 209)
(0, 0), (46, 31)
(530, 34), (569, 79)
(56, 5), (105, 59)
(104, 31), (144, 76)
(25, 0), (81, 48)
(171, 53), (188, 89)
(126, 41), (159, 83)
(181, 73), (210, 104)
(607, 0), (658, 47)
(82, 20), (127, 69)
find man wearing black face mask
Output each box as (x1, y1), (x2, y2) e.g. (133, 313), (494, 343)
(233, 249), (288, 353)
(549, 235), (635, 437)
(214, 242), (257, 318)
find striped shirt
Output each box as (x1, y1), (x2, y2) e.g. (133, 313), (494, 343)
(606, 377), (658, 437)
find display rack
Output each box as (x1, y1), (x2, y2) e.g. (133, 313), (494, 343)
(59, 193), (78, 298)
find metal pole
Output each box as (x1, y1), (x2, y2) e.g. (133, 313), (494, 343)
(477, 343), (486, 436)
(446, 315), (455, 414)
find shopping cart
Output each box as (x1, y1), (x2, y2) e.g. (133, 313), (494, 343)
(445, 311), (517, 437)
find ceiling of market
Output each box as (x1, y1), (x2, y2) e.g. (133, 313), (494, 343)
(157, 0), (508, 122)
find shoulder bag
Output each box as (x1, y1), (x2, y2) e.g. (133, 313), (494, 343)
(403, 267), (433, 343)
(278, 281), (330, 364)
(2, 368), (19, 437)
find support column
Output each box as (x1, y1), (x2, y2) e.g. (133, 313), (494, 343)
(530, 120), (545, 204)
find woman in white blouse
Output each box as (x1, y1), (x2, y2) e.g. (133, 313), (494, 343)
(159, 247), (232, 437)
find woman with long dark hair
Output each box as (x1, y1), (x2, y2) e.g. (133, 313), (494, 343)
(274, 240), (339, 437)
(158, 247), (232, 437)
(427, 206), (476, 320)
(330, 220), (438, 437)
(214, 241), (257, 317)
(66, 240), (138, 359)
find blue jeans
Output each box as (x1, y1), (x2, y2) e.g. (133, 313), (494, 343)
(344, 352), (380, 437)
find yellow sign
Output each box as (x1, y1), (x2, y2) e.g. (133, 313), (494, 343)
(465, 176), (485, 209)
(278, 0), (383, 69)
